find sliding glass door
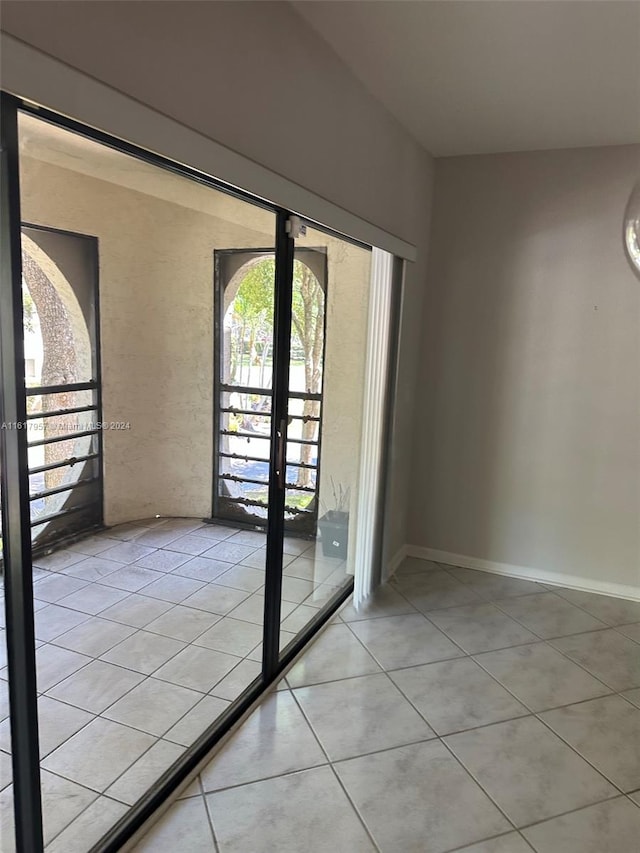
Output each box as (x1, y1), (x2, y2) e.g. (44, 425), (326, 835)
(275, 222), (373, 655)
(0, 91), (395, 853)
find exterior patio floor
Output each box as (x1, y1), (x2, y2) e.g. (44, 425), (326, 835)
(0, 516), (347, 852)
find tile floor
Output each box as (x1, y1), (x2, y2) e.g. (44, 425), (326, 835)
(129, 556), (640, 853)
(0, 516), (347, 853)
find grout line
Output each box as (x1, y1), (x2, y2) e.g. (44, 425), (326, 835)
(200, 782), (221, 853)
(287, 687), (382, 853)
(513, 792), (627, 832)
(201, 759), (331, 797)
(531, 711), (629, 796)
(442, 829), (537, 853)
(469, 646), (615, 711)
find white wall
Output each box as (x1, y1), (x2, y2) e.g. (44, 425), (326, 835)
(1, 0), (434, 559)
(411, 145), (640, 595)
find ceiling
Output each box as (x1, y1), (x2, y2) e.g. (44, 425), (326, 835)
(292, 1), (640, 157)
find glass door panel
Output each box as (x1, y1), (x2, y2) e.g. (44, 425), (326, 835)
(17, 108), (277, 851)
(279, 224), (372, 650)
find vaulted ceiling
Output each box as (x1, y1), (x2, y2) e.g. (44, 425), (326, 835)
(293, 1), (640, 156)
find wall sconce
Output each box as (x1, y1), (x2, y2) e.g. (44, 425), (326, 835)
(624, 181), (640, 279)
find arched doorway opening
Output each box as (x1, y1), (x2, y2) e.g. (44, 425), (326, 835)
(212, 247), (327, 536)
(21, 225), (102, 550)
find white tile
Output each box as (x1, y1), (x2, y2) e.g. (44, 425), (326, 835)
(164, 695), (231, 746)
(45, 795), (128, 853)
(134, 549), (191, 573)
(33, 550), (86, 571)
(335, 740), (510, 853)
(182, 584), (249, 615)
(554, 588), (640, 627)
(67, 534), (121, 557)
(227, 529), (266, 547)
(99, 542), (157, 564)
(104, 677), (202, 736)
(438, 833), (533, 853)
(132, 795), (215, 852)
(46, 659), (144, 714)
(145, 606), (220, 643)
(194, 618), (263, 657)
(339, 585), (416, 622)
(33, 574), (88, 604)
(227, 593), (296, 625)
(200, 691), (325, 792)
(62, 556), (127, 582)
(99, 566), (163, 593)
(474, 642), (612, 711)
(34, 604), (90, 642)
(208, 659), (262, 700)
(39, 769), (98, 846)
(215, 564), (264, 593)
(286, 624), (381, 688)
(349, 613), (464, 670)
(106, 739), (184, 805)
(36, 644), (92, 692)
(192, 523), (238, 541)
(1, 769), (97, 851)
(539, 695), (640, 792)
(171, 556), (231, 583)
(134, 528), (185, 548)
(28, 696), (92, 758)
(200, 541), (257, 564)
(0, 752), (12, 792)
(101, 630), (186, 675)
(57, 583), (130, 616)
(52, 616), (136, 657)
(497, 593), (607, 638)
(164, 535), (214, 556)
(522, 797), (640, 853)
(154, 645), (241, 693)
(282, 537), (311, 557)
(99, 593), (174, 628)
(294, 672), (435, 760)
(445, 716), (617, 826)
(42, 717), (156, 792)
(390, 658), (528, 735)
(207, 765), (374, 853)
(280, 576), (315, 604)
(140, 574), (205, 604)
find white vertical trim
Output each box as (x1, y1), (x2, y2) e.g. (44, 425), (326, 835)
(353, 249), (394, 608)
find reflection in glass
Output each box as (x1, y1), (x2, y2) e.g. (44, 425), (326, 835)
(18, 110), (276, 851)
(279, 226), (373, 649)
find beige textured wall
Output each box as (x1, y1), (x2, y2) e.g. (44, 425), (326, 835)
(1, 0), (434, 560)
(411, 145), (640, 591)
(20, 154), (371, 528)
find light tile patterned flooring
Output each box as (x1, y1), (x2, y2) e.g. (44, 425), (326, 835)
(129, 556), (640, 853)
(0, 517), (347, 853)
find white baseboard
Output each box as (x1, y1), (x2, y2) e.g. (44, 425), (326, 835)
(384, 544), (409, 582)
(406, 545), (640, 603)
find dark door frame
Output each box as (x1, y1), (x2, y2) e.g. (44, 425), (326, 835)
(0, 93), (360, 853)
(211, 246), (328, 538)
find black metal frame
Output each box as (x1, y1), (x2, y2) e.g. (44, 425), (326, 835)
(0, 93), (388, 853)
(0, 91), (44, 853)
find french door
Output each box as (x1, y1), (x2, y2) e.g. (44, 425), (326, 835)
(0, 91), (385, 853)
